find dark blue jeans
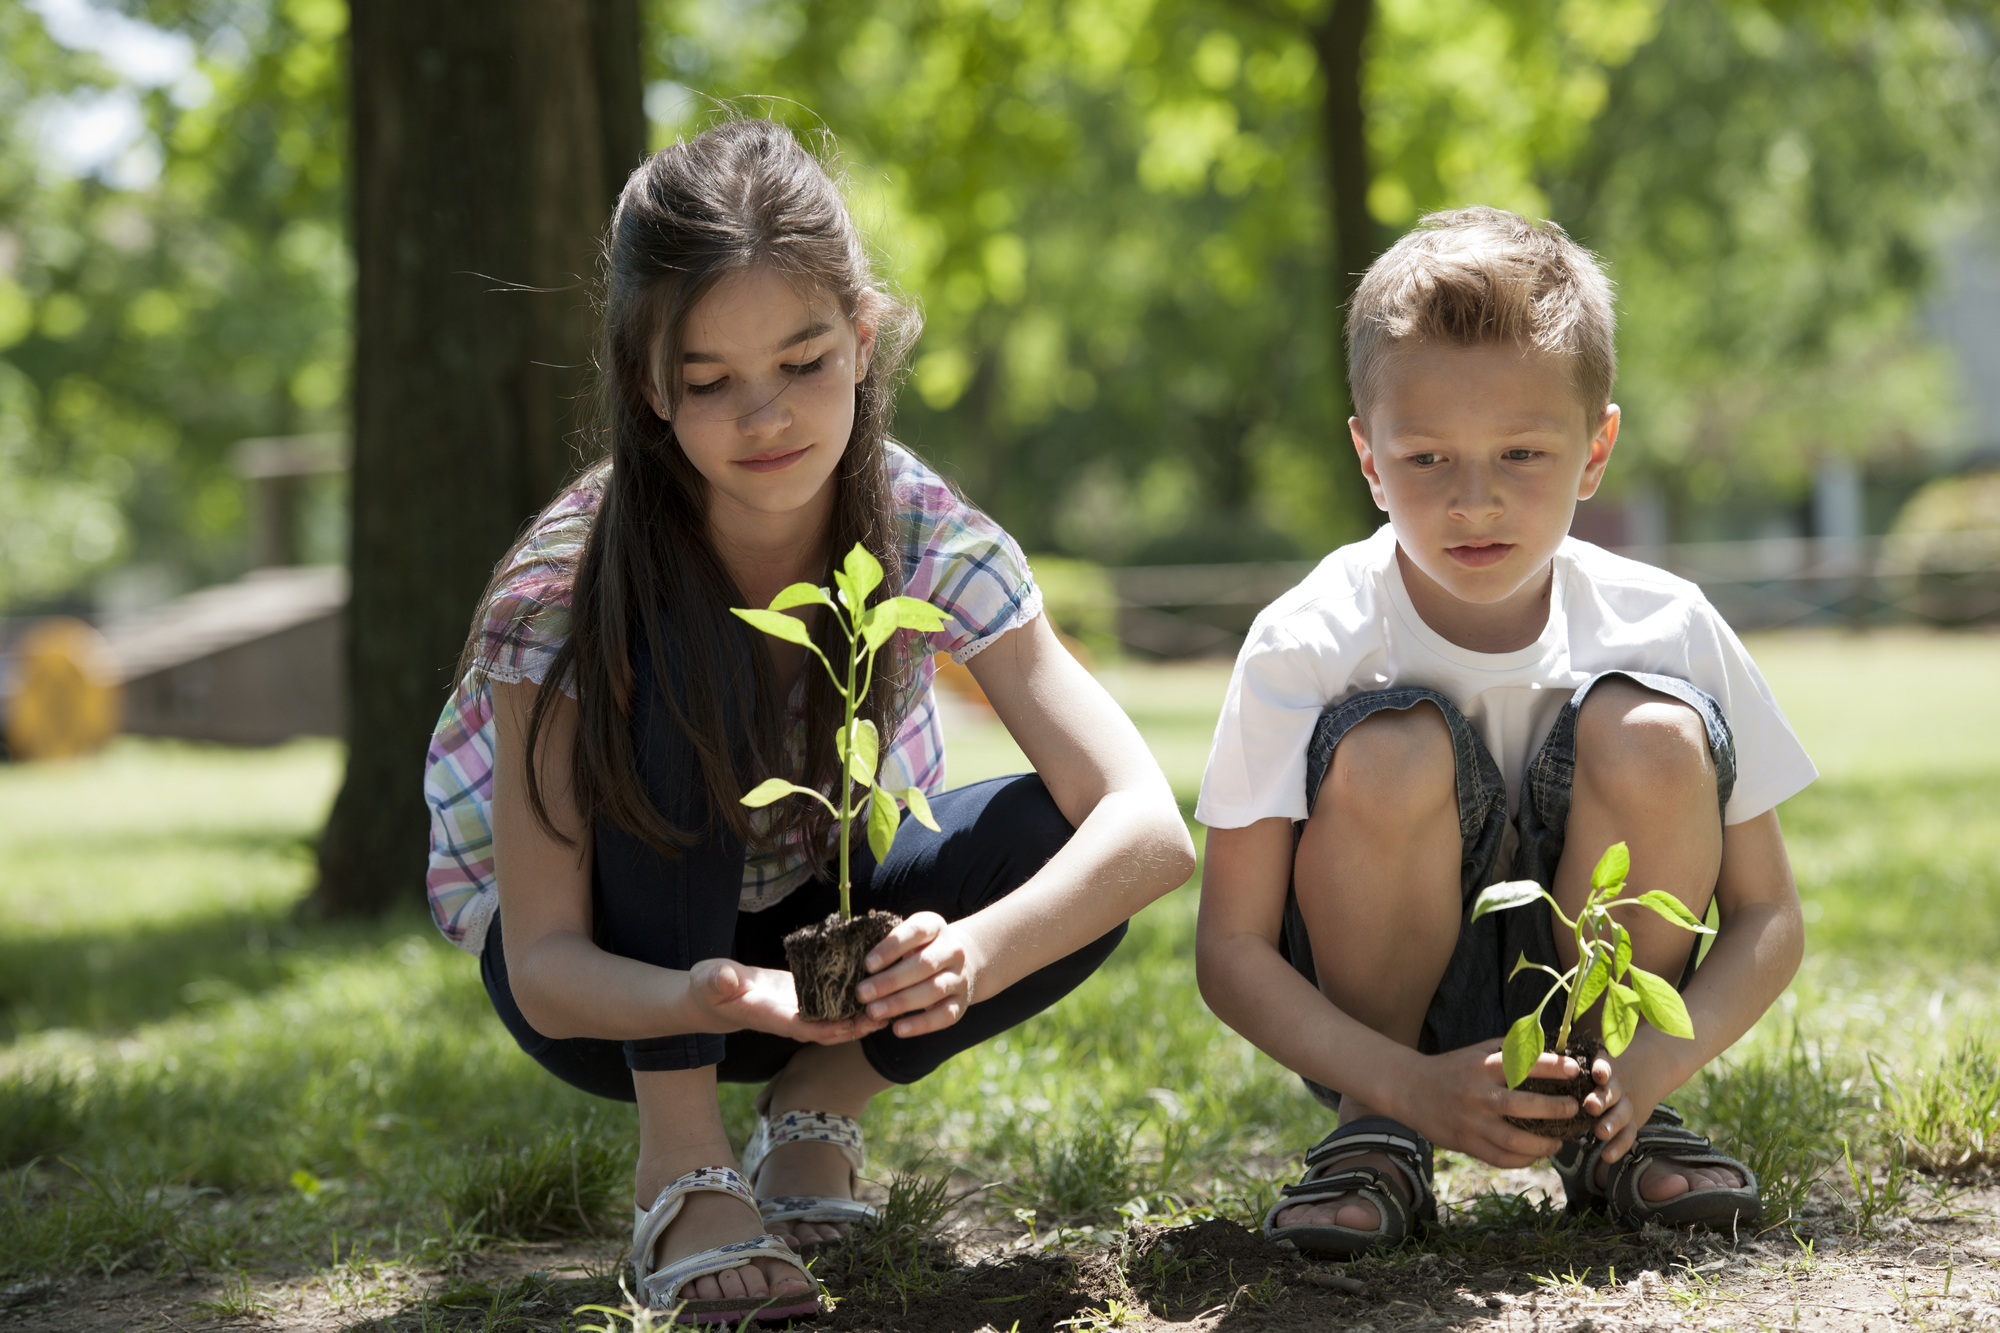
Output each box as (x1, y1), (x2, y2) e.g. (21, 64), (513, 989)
(1280, 670), (1737, 1108)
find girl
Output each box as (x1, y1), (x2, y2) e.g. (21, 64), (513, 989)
(422, 119), (1195, 1324)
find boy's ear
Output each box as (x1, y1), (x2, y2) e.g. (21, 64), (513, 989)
(1576, 404), (1620, 501)
(1350, 417), (1390, 512)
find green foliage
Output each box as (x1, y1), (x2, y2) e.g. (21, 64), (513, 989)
(1875, 1034), (2000, 1178)
(0, 0), (349, 608)
(732, 543), (945, 917)
(437, 1123), (628, 1241)
(1679, 1030), (1857, 1226)
(1477, 842), (1710, 1086)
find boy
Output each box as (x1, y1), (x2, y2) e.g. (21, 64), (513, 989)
(1194, 208), (1814, 1256)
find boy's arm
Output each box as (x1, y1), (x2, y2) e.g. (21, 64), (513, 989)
(1196, 818), (1585, 1168)
(1583, 807), (1805, 1158)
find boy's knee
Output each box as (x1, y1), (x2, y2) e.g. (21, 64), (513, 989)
(1318, 702), (1455, 823)
(1575, 679), (1714, 804)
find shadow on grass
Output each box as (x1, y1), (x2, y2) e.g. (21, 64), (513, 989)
(0, 899), (428, 1042)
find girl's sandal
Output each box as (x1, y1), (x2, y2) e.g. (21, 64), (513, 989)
(1552, 1103), (1761, 1231)
(741, 1109), (882, 1238)
(1262, 1116), (1439, 1257)
(631, 1166), (822, 1324)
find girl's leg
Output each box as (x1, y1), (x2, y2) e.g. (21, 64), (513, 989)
(753, 1042), (892, 1247)
(1276, 700), (1466, 1233)
(633, 1068), (815, 1305)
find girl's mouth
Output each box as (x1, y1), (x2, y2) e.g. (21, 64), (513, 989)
(1447, 542), (1514, 568)
(736, 446), (810, 474)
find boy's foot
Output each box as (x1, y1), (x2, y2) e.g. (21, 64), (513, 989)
(1270, 1147), (1413, 1232)
(637, 1171), (818, 1308)
(1592, 1152), (1746, 1200)
(1553, 1104), (1759, 1230)
(1264, 1117), (1437, 1257)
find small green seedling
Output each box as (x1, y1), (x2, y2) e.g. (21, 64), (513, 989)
(732, 543), (946, 921)
(1470, 841), (1715, 1088)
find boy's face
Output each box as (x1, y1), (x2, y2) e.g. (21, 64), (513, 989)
(1350, 341), (1617, 632)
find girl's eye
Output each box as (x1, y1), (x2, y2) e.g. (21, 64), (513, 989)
(685, 378), (727, 396)
(783, 355), (827, 377)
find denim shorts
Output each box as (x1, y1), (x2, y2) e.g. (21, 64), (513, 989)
(1279, 671), (1738, 1109)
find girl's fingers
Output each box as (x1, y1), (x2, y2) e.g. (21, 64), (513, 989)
(864, 912), (945, 973)
(890, 998), (964, 1037)
(856, 938), (961, 1004)
(867, 970), (960, 1020)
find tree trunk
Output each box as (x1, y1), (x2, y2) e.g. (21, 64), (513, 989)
(312, 0), (644, 918)
(1310, 0), (1383, 534)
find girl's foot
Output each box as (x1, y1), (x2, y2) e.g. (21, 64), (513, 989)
(754, 1136), (862, 1248)
(641, 1179), (817, 1306)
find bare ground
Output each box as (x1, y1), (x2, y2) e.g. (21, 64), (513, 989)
(5, 1179), (1995, 1333)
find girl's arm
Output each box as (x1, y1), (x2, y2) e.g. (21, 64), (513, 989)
(856, 615), (1196, 1032)
(490, 678), (876, 1044)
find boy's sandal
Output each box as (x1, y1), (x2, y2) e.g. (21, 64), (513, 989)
(740, 1108), (882, 1231)
(631, 1166), (822, 1324)
(1262, 1115), (1439, 1258)
(1552, 1103), (1761, 1231)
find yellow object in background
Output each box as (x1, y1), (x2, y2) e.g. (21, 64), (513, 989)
(4, 617), (123, 760)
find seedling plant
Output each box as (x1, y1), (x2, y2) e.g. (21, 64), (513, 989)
(732, 543), (947, 1016)
(1470, 841), (1714, 1089)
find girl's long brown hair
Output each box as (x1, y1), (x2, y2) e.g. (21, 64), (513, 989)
(467, 119), (920, 862)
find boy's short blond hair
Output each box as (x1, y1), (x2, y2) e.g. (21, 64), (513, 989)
(1346, 206), (1615, 422)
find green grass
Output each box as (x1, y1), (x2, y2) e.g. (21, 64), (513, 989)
(2, 630), (1998, 1294)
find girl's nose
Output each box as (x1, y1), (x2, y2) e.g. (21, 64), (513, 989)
(737, 383), (793, 438)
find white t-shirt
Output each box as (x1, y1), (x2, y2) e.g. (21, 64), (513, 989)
(1196, 526), (1818, 834)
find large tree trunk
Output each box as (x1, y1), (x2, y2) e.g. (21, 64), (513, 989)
(312, 0), (644, 918)
(1310, 0), (1383, 534)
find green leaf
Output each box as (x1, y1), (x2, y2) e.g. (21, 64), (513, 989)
(1507, 950), (1535, 981)
(1628, 967), (1695, 1039)
(861, 602), (900, 652)
(1573, 948), (1612, 1017)
(867, 781), (899, 862)
(840, 718), (879, 787)
(1590, 841), (1630, 894)
(1502, 1012), (1546, 1088)
(888, 595), (948, 632)
(1630, 890), (1716, 935)
(832, 570), (859, 619)
(1470, 880), (1546, 922)
(768, 582), (832, 612)
(843, 544), (885, 601)
(731, 607), (811, 646)
(1601, 982), (1641, 1056)
(1613, 924), (1633, 981)
(741, 778), (811, 808)
(900, 785), (940, 832)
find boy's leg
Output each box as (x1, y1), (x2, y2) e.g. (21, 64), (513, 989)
(1552, 675), (1743, 1201)
(1276, 700), (1465, 1232)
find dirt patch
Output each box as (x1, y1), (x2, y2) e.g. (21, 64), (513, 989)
(4, 1189), (1997, 1332)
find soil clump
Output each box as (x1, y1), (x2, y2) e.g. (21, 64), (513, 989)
(784, 910), (899, 1021)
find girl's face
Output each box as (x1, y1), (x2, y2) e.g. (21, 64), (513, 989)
(652, 266), (874, 540)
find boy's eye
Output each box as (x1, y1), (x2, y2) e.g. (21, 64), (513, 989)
(685, 377), (726, 396)
(1504, 448), (1541, 461)
(1408, 452), (1442, 467)
(783, 354), (827, 376)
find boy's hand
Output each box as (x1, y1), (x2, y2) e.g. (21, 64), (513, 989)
(1403, 1041), (1589, 1168)
(1578, 1047), (1673, 1165)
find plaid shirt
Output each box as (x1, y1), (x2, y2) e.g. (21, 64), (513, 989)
(423, 444), (1042, 955)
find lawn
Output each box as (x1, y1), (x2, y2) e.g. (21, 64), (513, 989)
(2, 628), (1997, 1332)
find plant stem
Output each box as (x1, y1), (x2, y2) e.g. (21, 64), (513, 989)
(837, 614), (859, 922)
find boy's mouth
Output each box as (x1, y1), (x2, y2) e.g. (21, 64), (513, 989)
(1447, 542), (1514, 569)
(736, 445), (810, 474)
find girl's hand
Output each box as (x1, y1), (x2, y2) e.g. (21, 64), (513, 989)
(854, 912), (981, 1037)
(1400, 1041), (1587, 1168)
(686, 958), (882, 1044)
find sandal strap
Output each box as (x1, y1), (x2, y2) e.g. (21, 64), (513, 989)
(1263, 1165), (1415, 1253)
(1298, 1116), (1436, 1220)
(758, 1195), (883, 1226)
(740, 1109), (868, 1187)
(639, 1233), (815, 1310)
(630, 1166), (758, 1279)
(1605, 1123), (1759, 1228)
